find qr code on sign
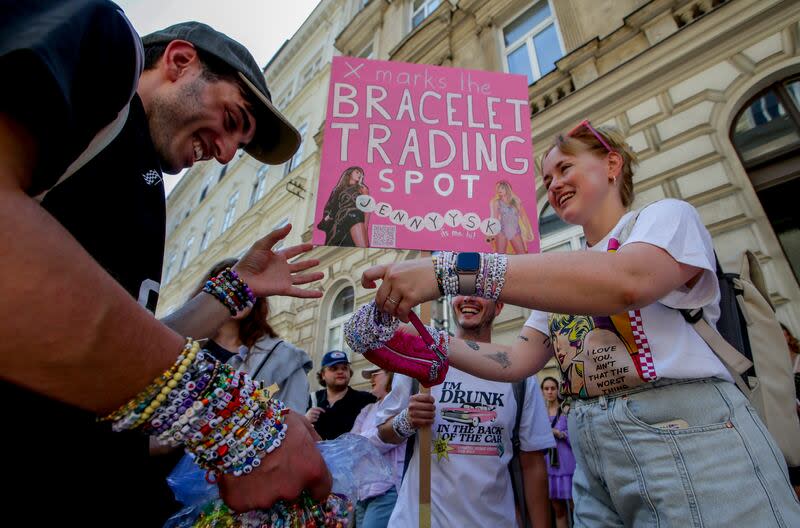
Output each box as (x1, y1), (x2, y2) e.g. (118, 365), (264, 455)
(371, 224), (396, 248)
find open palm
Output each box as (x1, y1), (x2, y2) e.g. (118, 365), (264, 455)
(233, 224), (323, 299)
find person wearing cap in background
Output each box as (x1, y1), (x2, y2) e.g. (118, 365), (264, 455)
(0, 1), (330, 525)
(306, 351), (376, 440)
(349, 366), (404, 528)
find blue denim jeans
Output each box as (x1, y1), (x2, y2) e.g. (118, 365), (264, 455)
(568, 378), (800, 527)
(355, 487), (397, 528)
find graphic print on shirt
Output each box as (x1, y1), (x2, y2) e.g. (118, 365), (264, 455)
(548, 310), (656, 398)
(433, 381), (506, 460)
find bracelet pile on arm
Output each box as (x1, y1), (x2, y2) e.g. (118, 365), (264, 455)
(102, 338), (287, 477)
(433, 252), (507, 300)
(202, 267), (256, 315)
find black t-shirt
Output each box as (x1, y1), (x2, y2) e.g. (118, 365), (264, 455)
(1, 2), (173, 526)
(312, 387), (377, 440)
(0, 0), (139, 195)
(204, 339), (238, 363)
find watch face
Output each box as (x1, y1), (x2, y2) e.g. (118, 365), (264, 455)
(456, 252), (480, 272)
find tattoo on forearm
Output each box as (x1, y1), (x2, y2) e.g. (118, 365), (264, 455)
(484, 351), (511, 368)
(543, 335), (552, 348)
(465, 340), (480, 351)
(517, 335), (529, 342)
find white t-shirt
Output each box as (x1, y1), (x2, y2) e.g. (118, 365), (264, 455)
(525, 199), (731, 398)
(387, 368), (555, 528)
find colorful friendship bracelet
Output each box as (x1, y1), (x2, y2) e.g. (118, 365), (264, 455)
(202, 267), (256, 315)
(187, 492), (354, 527)
(104, 339), (287, 477)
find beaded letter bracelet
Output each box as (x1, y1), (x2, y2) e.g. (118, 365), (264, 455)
(103, 338), (287, 477)
(203, 267), (256, 315)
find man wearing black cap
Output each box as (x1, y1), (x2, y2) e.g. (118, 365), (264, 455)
(307, 350), (377, 440)
(0, 1), (329, 525)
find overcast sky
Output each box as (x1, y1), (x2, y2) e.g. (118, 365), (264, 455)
(116, 0), (322, 193)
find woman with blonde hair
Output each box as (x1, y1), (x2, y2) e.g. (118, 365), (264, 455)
(359, 120), (800, 525)
(489, 180), (534, 254)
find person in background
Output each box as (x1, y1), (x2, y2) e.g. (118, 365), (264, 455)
(306, 350), (376, 440)
(194, 259), (312, 412)
(376, 296), (554, 528)
(541, 376), (576, 528)
(350, 366), (404, 528)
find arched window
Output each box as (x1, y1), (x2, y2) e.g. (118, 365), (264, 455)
(731, 76), (800, 284)
(200, 216), (215, 251)
(325, 285), (355, 354)
(250, 165), (268, 207)
(539, 202), (583, 252)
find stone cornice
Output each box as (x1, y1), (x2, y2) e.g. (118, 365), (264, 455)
(265, 0), (339, 82)
(335, 0), (390, 56)
(529, 0), (792, 141)
(389, 3), (453, 64)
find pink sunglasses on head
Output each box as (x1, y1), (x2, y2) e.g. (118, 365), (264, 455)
(567, 120), (616, 153)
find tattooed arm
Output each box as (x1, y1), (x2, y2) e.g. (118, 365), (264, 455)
(447, 327), (554, 382)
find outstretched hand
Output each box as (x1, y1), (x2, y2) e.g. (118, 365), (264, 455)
(234, 224), (323, 299)
(361, 257), (439, 321)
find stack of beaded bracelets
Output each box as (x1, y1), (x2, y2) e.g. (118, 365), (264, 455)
(433, 252), (508, 301)
(187, 492), (353, 527)
(103, 338), (287, 477)
(203, 267), (256, 315)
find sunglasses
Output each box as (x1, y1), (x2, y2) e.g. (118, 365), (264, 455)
(567, 120), (616, 153)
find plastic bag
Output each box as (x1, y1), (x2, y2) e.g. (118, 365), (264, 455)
(318, 433), (394, 501)
(164, 433), (392, 527)
(167, 453), (219, 507)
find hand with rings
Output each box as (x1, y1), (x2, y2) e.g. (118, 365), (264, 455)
(361, 257), (440, 322)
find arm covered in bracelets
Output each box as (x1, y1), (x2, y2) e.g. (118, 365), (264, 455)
(161, 223), (323, 340)
(362, 247), (703, 323)
(104, 339), (332, 510)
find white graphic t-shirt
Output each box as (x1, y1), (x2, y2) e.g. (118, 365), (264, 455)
(387, 368), (554, 528)
(525, 199), (732, 398)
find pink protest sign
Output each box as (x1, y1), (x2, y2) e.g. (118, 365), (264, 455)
(313, 56), (538, 254)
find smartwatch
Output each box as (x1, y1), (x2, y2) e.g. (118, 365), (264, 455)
(455, 252), (480, 295)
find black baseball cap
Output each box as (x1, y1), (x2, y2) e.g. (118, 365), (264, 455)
(142, 22), (300, 164)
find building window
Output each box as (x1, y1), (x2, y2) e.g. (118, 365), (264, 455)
(731, 76), (800, 285)
(284, 123), (308, 176)
(221, 191), (240, 233)
(218, 164), (229, 183)
(179, 236), (194, 271)
(358, 42), (375, 59)
(250, 165), (268, 207)
(163, 253), (177, 283)
(271, 217), (290, 251)
(503, 1), (563, 85)
(539, 202), (583, 252)
(326, 285), (355, 354)
(412, 0), (440, 28)
(200, 216), (215, 251)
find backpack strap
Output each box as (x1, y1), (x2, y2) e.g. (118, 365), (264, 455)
(250, 340), (285, 380)
(509, 378), (530, 528)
